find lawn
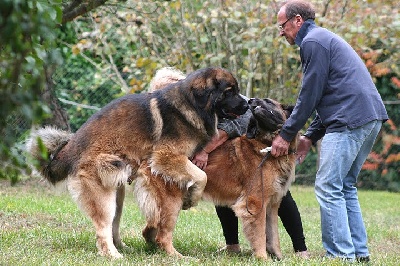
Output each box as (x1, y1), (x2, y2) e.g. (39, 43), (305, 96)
(1, 178), (399, 265)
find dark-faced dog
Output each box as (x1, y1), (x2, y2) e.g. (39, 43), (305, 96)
(26, 67), (248, 258)
(135, 98), (297, 260)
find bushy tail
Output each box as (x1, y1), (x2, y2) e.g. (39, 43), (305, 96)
(26, 126), (73, 183)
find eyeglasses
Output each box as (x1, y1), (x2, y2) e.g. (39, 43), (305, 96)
(278, 16), (294, 31)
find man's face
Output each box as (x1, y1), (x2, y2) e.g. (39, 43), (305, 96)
(277, 6), (300, 45)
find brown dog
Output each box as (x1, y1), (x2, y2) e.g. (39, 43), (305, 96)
(26, 67), (248, 258)
(135, 97), (297, 260)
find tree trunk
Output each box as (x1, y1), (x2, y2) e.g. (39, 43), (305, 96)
(41, 64), (71, 131)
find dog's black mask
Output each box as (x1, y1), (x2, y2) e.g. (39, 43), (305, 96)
(215, 89), (249, 119)
(246, 98), (293, 139)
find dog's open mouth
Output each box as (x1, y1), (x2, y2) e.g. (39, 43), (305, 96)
(228, 113), (242, 118)
(219, 110), (242, 119)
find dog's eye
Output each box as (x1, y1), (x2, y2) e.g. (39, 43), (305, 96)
(224, 89), (233, 96)
(219, 89), (233, 100)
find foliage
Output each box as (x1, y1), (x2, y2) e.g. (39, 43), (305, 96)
(0, 0), (62, 182)
(360, 75), (400, 191)
(53, 23), (123, 131)
(58, 0), (399, 190)
(65, 0), (399, 99)
(355, 25), (400, 191)
(62, 0), (110, 23)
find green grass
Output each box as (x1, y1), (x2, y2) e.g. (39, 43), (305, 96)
(1, 178), (399, 265)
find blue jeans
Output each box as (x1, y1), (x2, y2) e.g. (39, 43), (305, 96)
(315, 120), (382, 259)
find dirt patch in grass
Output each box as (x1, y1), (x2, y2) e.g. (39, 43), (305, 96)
(1, 176), (55, 195)
(0, 211), (58, 231)
(0, 177), (86, 232)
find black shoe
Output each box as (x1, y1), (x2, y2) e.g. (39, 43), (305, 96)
(356, 256), (370, 263)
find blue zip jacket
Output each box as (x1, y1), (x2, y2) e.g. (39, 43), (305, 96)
(280, 20), (388, 143)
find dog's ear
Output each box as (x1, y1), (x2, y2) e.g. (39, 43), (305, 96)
(282, 104), (295, 118)
(246, 115), (258, 139)
(183, 72), (214, 110)
(262, 98), (275, 105)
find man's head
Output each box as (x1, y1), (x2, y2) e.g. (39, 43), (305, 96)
(277, 0), (315, 45)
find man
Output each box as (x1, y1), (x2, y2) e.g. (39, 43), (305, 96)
(272, 0), (388, 262)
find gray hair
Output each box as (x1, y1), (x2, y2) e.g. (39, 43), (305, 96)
(281, 0), (315, 21)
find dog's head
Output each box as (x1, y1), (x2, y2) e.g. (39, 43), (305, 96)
(184, 67), (249, 119)
(246, 98), (294, 142)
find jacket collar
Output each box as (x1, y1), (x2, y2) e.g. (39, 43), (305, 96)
(294, 19), (317, 46)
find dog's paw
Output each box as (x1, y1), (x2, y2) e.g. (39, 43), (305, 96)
(181, 198), (193, 210)
(182, 184), (201, 210)
(142, 226), (157, 244)
(181, 185), (194, 210)
(111, 252), (124, 259)
(114, 240), (127, 249)
(98, 249), (123, 259)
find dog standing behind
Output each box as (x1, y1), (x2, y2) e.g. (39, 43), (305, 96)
(26, 67), (248, 258)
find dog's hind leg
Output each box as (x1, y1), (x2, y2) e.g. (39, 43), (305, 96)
(135, 165), (184, 256)
(134, 168), (161, 245)
(155, 191), (183, 257)
(69, 176), (122, 258)
(112, 185), (126, 248)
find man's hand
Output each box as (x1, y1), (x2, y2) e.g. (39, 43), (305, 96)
(296, 135), (312, 164)
(191, 150), (209, 170)
(191, 129), (229, 170)
(271, 135), (290, 157)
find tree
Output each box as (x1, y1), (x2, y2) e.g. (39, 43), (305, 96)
(62, 0), (110, 23)
(0, 0), (63, 182)
(0, 0), (121, 182)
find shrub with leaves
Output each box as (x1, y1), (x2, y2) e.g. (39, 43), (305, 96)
(0, 0), (62, 183)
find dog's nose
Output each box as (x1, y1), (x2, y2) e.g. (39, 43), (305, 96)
(248, 98), (259, 109)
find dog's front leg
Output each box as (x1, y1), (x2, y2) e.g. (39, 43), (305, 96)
(150, 150), (207, 209)
(265, 202), (282, 260)
(236, 198), (269, 260)
(180, 159), (207, 209)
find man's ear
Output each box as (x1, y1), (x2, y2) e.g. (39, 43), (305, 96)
(246, 115), (258, 139)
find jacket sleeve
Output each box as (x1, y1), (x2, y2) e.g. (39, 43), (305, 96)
(217, 109), (252, 139)
(279, 40), (329, 142)
(303, 114), (326, 143)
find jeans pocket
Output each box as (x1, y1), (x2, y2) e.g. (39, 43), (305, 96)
(347, 120), (377, 143)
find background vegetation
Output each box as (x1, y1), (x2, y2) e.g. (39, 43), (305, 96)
(1, 0), (399, 188)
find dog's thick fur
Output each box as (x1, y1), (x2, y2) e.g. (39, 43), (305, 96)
(26, 67), (248, 258)
(135, 97), (297, 260)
